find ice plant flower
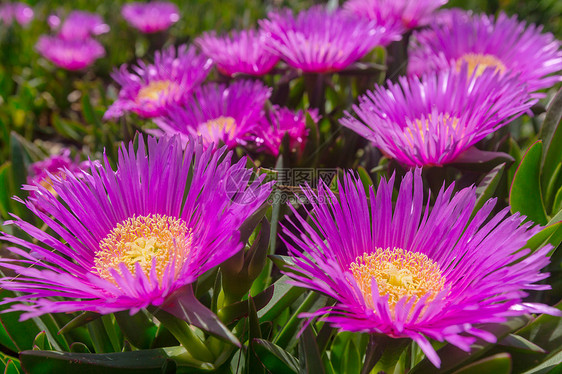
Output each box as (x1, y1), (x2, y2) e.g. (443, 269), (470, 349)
(281, 169), (559, 368)
(121, 1), (180, 33)
(344, 0), (447, 36)
(50, 10), (110, 40)
(341, 65), (536, 167)
(196, 29), (280, 76)
(0, 2), (34, 26)
(251, 106), (318, 156)
(259, 6), (389, 73)
(0, 136), (272, 318)
(26, 149), (96, 199)
(408, 11), (562, 92)
(104, 45), (212, 120)
(35, 35), (105, 71)
(158, 80), (272, 149)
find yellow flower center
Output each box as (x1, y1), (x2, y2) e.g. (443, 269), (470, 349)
(456, 53), (507, 78)
(350, 247), (446, 310)
(200, 116), (237, 138)
(404, 113), (460, 145)
(93, 214), (193, 285)
(137, 80), (176, 102)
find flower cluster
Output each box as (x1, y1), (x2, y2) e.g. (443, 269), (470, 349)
(158, 80), (272, 148)
(0, 2), (33, 26)
(282, 169), (558, 368)
(104, 45), (212, 119)
(26, 148), (96, 199)
(408, 11), (562, 92)
(341, 64), (537, 167)
(36, 10), (108, 70)
(196, 29), (279, 77)
(259, 5), (389, 73)
(344, 0), (447, 38)
(0, 1), (560, 372)
(0, 136), (272, 317)
(121, 2), (180, 33)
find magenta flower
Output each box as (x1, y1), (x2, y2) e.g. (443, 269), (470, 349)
(408, 11), (562, 92)
(122, 1), (180, 33)
(51, 10), (110, 41)
(104, 45), (212, 120)
(341, 65), (536, 167)
(0, 136), (272, 318)
(251, 106), (318, 156)
(344, 0), (447, 35)
(259, 6), (389, 73)
(0, 2), (33, 26)
(158, 80), (272, 149)
(35, 35), (105, 71)
(282, 169), (559, 368)
(196, 29), (280, 77)
(26, 149), (96, 198)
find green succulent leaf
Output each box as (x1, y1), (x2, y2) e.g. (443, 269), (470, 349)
(510, 141), (548, 225)
(540, 88), (562, 199)
(299, 325), (325, 374)
(471, 163), (505, 220)
(451, 353), (511, 374)
(252, 339), (299, 374)
(20, 347), (191, 374)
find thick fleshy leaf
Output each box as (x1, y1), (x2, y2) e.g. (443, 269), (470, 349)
(251, 156), (283, 296)
(273, 292), (321, 349)
(471, 163), (505, 220)
(0, 162), (11, 218)
(253, 339), (299, 374)
(239, 205), (270, 245)
(540, 88), (562, 198)
(498, 334), (545, 353)
(451, 147), (513, 169)
(157, 285), (241, 347)
(9, 132), (29, 200)
(87, 318), (115, 353)
(70, 342), (91, 353)
(451, 353), (511, 374)
(218, 285), (274, 325)
(520, 349), (562, 374)
(357, 166), (374, 195)
(299, 325), (325, 374)
(246, 297), (265, 374)
(32, 331), (51, 351)
(58, 311), (101, 335)
(544, 162), (562, 212)
(0, 290), (65, 352)
(3, 359), (20, 374)
(524, 222), (562, 253)
(257, 276), (306, 322)
(552, 187), (562, 216)
(82, 93), (102, 127)
(516, 301), (562, 353)
(510, 141), (548, 225)
(20, 348), (191, 373)
(114, 311), (157, 350)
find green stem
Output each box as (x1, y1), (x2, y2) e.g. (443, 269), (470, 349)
(153, 310), (215, 363)
(274, 291), (320, 348)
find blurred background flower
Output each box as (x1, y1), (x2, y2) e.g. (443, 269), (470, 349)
(121, 1), (180, 33)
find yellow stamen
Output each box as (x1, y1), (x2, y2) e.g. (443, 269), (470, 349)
(404, 113), (460, 146)
(93, 214), (193, 285)
(456, 53), (507, 78)
(200, 116), (237, 137)
(350, 247), (446, 310)
(137, 80), (176, 102)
